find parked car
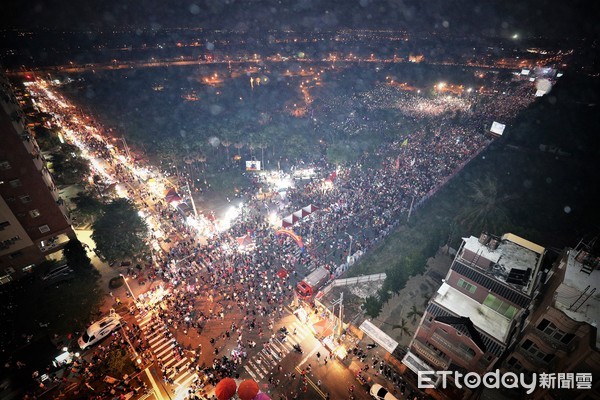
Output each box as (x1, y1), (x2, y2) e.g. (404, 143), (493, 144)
(370, 384), (399, 400)
(78, 311), (124, 350)
(42, 265), (73, 281)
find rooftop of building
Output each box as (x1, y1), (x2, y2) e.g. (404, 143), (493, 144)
(433, 282), (512, 344)
(459, 233), (545, 296)
(554, 249), (600, 348)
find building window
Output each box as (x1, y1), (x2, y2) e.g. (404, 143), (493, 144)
(19, 195), (32, 203)
(0, 221), (10, 230)
(38, 225), (50, 233)
(457, 342), (476, 358)
(483, 294), (517, 318)
(521, 339), (555, 364)
(507, 356), (526, 372)
(457, 278), (477, 293)
(536, 319), (575, 344)
(1, 236), (21, 250)
(0, 161), (11, 170)
(9, 179), (22, 188)
(29, 209), (41, 218)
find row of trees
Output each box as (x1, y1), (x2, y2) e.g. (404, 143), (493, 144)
(72, 193), (148, 262)
(90, 198), (148, 262)
(33, 125), (91, 187)
(360, 175), (518, 319)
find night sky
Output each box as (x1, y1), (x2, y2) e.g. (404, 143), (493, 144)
(2, 0), (599, 39)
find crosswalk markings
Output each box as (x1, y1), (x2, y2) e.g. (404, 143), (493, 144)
(135, 311), (198, 393)
(244, 365), (258, 380)
(241, 320), (313, 380)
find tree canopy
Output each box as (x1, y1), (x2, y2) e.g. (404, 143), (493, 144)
(92, 199), (148, 261)
(72, 191), (104, 220)
(49, 143), (90, 186)
(63, 239), (92, 270)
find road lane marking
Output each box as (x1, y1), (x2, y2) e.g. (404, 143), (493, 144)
(294, 366), (327, 399)
(144, 367), (164, 400)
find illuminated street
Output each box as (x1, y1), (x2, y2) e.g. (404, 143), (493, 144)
(1, 2), (599, 400)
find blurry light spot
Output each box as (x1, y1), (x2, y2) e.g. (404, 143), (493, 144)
(209, 104), (223, 115)
(442, 20), (450, 28)
(564, 206), (572, 214)
(189, 4), (200, 14)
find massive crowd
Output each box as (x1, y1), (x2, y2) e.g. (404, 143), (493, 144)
(17, 72), (541, 399)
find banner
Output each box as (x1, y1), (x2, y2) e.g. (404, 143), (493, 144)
(246, 161), (261, 171)
(490, 121), (506, 136)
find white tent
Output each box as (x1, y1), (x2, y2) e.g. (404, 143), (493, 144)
(302, 204), (319, 214)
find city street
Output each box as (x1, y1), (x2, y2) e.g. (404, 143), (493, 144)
(20, 73), (437, 400)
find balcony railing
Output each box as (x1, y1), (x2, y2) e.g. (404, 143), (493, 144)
(431, 332), (476, 363)
(411, 340), (450, 369)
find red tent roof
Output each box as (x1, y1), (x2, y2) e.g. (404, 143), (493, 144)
(302, 204), (319, 214)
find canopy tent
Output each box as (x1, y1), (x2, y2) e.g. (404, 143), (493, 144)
(313, 318), (334, 338)
(236, 235), (253, 247)
(165, 188), (182, 204)
(282, 216), (295, 228)
(302, 204), (319, 214)
(281, 205), (319, 228)
(293, 209), (309, 218)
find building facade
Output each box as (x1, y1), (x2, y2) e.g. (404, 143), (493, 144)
(498, 246), (600, 399)
(0, 75), (75, 283)
(403, 233), (547, 398)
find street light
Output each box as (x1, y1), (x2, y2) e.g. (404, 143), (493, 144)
(119, 273), (137, 302)
(345, 232), (353, 264)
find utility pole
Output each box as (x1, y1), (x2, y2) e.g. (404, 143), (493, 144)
(121, 136), (132, 160)
(184, 180), (199, 218)
(407, 196), (415, 222)
(337, 292), (344, 339)
(345, 232), (353, 264)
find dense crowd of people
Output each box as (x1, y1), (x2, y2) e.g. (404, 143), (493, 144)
(15, 72), (541, 399)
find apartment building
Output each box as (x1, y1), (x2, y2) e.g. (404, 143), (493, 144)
(403, 233), (546, 398)
(498, 245), (599, 399)
(0, 75), (75, 283)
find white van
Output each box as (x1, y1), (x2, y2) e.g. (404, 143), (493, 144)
(78, 310), (124, 350)
(370, 384), (399, 400)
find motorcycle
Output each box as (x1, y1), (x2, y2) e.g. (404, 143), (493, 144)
(279, 326), (289, 334)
